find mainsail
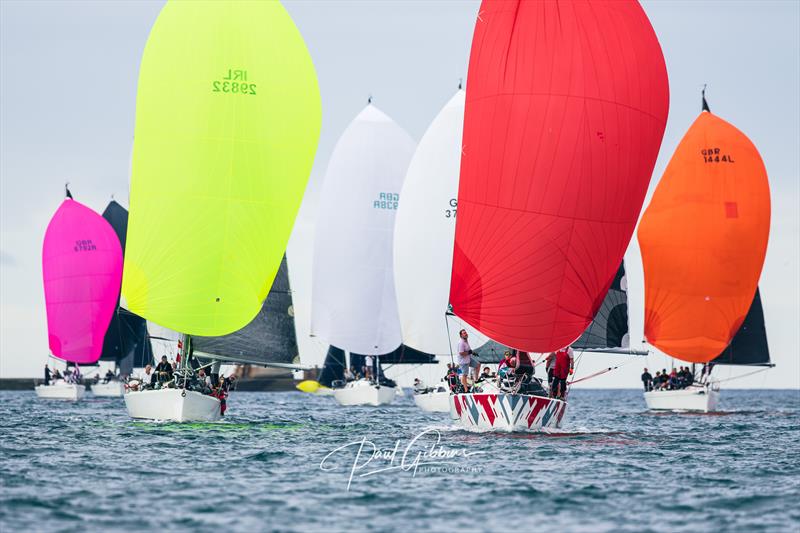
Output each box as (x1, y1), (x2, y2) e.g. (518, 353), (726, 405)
(311, 104), (416, 354)
(638, 94), (771, 362)
(449, 0), (669, 352)
(712, 288), (771, 366)
(99, 201), (153, 373)
(122, 0), (321, 337)
(572, 263), (631, 352)
(43, 197), (123, 364)
(317, 346), (346, 388)
(192, 255), (298, 366)
(393, 88), (487, 355)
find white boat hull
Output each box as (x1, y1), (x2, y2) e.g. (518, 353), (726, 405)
(450, 393), (567, 432)
(644, 384), (720, 412)
(333, 380), (395, 406)
(35, 382), (85, 401)
(124, 388), (221, 422)
(413, 390), (451, 413)
(91, 381), (125, 397)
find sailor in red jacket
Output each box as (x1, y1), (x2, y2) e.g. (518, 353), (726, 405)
(550, 346), (574, 400)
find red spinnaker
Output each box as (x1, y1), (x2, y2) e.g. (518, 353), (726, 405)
(450, 0), (669, 351)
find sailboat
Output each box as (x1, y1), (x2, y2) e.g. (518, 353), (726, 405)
(310, 102), (418, 407)
(447, 0), (669, 431)
(39, 190), (123, 401)
(639, 90), (771, 412)
(93, 200), (153, 397)
(390, 87), (491, 413)
(121, 0), (321, 422)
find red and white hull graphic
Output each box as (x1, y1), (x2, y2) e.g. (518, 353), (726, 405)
(450, 393), (566, 432)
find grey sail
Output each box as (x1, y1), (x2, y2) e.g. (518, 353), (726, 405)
(473, 340), (511, 364)
(712, 288), (771, 366)
(192, 255), (298, 366)
(572, 262), (633, 353)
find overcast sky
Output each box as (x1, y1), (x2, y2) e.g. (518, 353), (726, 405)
(1, 1), (797, 389)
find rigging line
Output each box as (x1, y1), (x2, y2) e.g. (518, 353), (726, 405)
(444, 312), (455, 366)
(713, 366), (772, 385)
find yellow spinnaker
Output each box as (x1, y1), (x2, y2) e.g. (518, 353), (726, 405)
(122, 1), (321, 336)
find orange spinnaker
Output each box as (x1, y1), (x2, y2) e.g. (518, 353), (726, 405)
(638, 111), (770, 363)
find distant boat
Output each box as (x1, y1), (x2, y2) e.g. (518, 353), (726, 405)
(448, 0), (669, 431)
(121, 0), (321, 422)
(311, 103), (434, 406)
(93, 200), (152, 398)
(39, 189), (123, 401)
(639, 89), (772, 412)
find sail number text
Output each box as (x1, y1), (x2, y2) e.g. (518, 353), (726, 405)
(701, 147), (734, 163)
(445, 198), (457, 218)
(212, 69), (256, 96)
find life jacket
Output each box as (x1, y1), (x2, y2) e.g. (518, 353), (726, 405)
(553, 349), (571, 379)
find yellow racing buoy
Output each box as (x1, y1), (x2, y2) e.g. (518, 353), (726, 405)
(296, 380), (320, 393)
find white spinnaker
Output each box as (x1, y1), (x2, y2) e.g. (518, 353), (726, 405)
(311, 105), (415, 354)
(393, 90), (487, 354)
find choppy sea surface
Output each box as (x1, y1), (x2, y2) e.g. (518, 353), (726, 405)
(1, 389), (798, 532)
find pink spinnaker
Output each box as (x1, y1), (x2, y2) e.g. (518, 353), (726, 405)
(42, 199), (123, 364)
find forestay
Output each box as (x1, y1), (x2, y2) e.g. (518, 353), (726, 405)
(122, 0), (321, 337)
(311, 105), (416, 354)
(393, 89), (487, 354)
(450, 0), (669, 352)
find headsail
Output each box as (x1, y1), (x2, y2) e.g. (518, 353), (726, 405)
(393, 89), (487, 354)
(311, 105), (416, 354)
(712, 288), (771, 366)
(99, 201), (153, 371)
(122, 0), (321, 337)
(638, 99), (771, 362)
(449, 0), (669, 352)
(43, 198), (123, 364)
(192, 255), (298, 366)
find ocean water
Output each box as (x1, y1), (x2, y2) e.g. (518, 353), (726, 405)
(0, 389), (798, 532)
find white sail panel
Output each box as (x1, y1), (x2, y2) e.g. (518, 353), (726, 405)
(393, 90), (487, 354)
(311, 105), (415, 354)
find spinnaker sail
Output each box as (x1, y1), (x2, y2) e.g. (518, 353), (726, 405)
(638, 97), (771, 362)
(449, 0), (669, 352)
(311, 104), (416, 354)
(122, 0), (321, 337)
(43, 197), (123, 364)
